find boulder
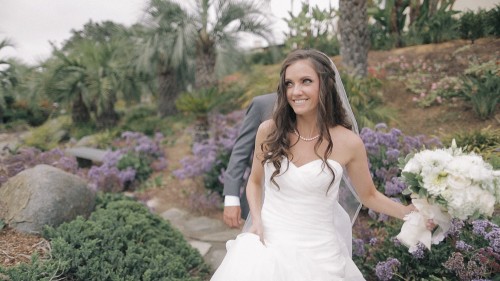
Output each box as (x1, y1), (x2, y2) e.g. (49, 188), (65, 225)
(0, 164), (95, 234)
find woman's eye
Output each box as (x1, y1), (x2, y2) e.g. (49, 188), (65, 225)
(303, 79), (312, 84)
(285, 81), (293, 88)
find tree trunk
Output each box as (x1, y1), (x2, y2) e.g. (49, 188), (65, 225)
(96, 94), (119, 129)
(157, 71), (180, 117)
(195, 44), (217, 90)
(72, 92), (91, 124)
(429, 0), (438, 17)
(193, 115), (210, 143)
(339, 0), (369, 78)
(390, 0), (406, 47)
(409, 0), (421, 26)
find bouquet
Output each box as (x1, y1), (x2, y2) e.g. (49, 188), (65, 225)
(396, 140), (500, 252)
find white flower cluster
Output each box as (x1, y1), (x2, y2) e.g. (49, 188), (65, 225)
(403, 140), (500, 221)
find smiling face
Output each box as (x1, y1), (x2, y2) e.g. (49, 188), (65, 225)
(284, 59), (320, 118)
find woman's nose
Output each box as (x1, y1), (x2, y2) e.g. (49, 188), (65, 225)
(291, 84), (303, 95)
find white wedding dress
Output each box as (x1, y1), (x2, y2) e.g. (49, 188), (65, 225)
(211, 157), (365, 281)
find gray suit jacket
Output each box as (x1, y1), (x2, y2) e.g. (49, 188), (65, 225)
(223, 93), (277, 217)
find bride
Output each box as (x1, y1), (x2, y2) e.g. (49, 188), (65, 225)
(211, 49), (417, 280)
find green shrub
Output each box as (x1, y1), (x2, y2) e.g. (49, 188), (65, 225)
(484, 4), (500, 36)
(203, 151), (231, 196)
(0, 194), (210, 281)
(444, 127), (500, 169)
(459, 70), (500, 119)
(116, 152), (153, 183)
(119, 105), (166, 136)
(459, 10), (486, 43)
(341, 74), (397, 128)
(23, 116), (71, 151)
(353, 217), (499, 280)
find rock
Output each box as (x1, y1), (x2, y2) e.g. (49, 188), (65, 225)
(183, 216), (226, 239)
(0, 164), (95, 234)
(188, 240), (212, 256)
(199, 229), (240, 242)
(160, 208), (190, 224)
(206, 249), (227, 270)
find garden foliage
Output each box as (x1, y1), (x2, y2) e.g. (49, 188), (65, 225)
(0, 131), (167, 192)
(0, 193), (210, 281)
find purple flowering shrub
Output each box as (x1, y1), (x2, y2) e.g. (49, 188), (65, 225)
(173, 110), (245, 195)
(0, 131), (167, 193)
(86, 131), (167, 192)
(355, 124), (499, 279)
(0, 147), (79, 185)
(360, 123), (441, 204)
(353, 218), (500, 280)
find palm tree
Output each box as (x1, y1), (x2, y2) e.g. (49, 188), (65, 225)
(137, 0), (193, 117)
(339, 0), (370, 78)
(189, 0), (272, 89)
(0, 40), (19, 123)
(46, 50), (92, 124)
(47, 38), (139, 128)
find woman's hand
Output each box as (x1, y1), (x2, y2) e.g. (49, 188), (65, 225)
(248, 220), (265, 245)
(426, 219), (437, 231)
(406, 203), (437, 231)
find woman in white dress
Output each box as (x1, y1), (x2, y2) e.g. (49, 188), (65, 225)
(211, 49), (418, 281)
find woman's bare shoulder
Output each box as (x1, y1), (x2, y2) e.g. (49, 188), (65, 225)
(331, 126), (364, 148)
(257, 119), (276, 135)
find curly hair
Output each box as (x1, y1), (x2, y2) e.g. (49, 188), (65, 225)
(261, 49), (352, 190)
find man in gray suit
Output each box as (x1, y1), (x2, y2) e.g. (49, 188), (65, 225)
(223, 93), (277, 228)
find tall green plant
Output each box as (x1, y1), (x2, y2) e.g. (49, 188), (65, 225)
(368, 0), (410, 48)
(405, 0), (459, 45)
(459, 10), (486, 43)
(459, 70), (500, 120)
(0, 39), (18, 123)
(283, 1), (339, 56)
(189, 0), (272, 89)
(341, 74), (397, 128)
(176, 87), (228, 141)
(137, 0), (192, 117)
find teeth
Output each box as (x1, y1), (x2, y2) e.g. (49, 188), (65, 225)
(294, 99), (306, 104)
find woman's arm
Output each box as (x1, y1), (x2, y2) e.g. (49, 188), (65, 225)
(346, 135), (414, 220)
(245, 120), (273, 241)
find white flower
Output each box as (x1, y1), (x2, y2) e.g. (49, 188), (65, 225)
(445, 172), (471, 191)
(421, 171), (449, 196)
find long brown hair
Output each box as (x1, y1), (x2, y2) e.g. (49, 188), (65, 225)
(261, 49), (352, 190)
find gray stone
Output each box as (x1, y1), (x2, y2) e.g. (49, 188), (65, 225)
(161, 208), (189, 222)
(206, 249), (227, 270)
(65, 147), (108, 163)
(183, 216), (226, 239)
(188, 240), (212, 256)
(199, 229), (240, 242)
(0, 164), (95, 234)
(74, 135), (98, 147)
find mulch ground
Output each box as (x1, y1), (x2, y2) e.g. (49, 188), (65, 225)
(0, 227), (50, 267)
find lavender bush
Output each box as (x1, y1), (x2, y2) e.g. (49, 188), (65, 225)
(0, 147), (79, 185)
(174, 110), (244, 195)
(1, 131), (167, 193)
(86, 131), (167, 192)
(360, 123), (441, 203)
(353, 217), (500, 280)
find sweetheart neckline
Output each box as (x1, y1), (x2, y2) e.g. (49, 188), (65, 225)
(285, 157), (342, 169)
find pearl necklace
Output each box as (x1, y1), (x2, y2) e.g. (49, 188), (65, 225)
(294, 129), (320, 142)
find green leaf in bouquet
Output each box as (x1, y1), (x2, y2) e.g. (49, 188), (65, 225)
(402, 187), (413, 196)
(418, 188), (429, 199)
(434, 196), (448, 207)
(398, 153), (415, 169)
(401, 171), (421, 186)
